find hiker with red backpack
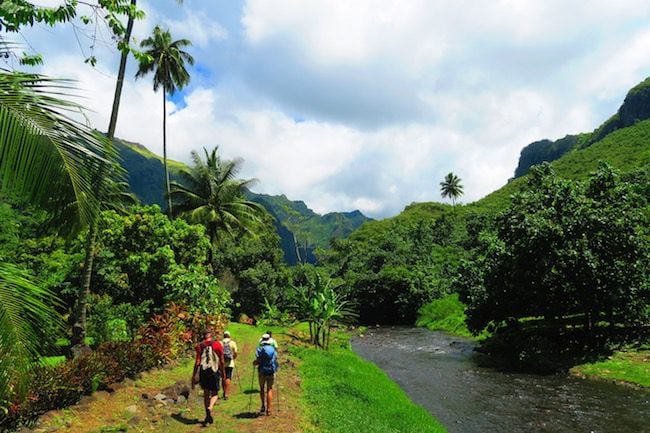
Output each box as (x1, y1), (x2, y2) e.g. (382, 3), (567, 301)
(253, 333), (278, 416)
(221, 330), (238, 400)
(191, 328), (225, 426)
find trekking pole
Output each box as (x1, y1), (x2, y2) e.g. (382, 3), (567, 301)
(248, 365), (255, 414)
(276, 368), (280, 413)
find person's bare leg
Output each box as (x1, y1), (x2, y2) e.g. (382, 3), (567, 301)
(203, 390), (211, 423)
(266, 385), (273, 415)
(208, 391), (218, 411)
(224, 377), (231, 398)
(258, 375), (266, 412)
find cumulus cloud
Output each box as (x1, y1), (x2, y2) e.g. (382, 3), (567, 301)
(16, 0), (650, 218)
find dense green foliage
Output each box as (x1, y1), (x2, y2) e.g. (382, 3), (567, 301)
(91, 205), (230, 313)
(212, 219), (289, 316)
(416, 293), (473, 338)
(323, 202), (473, 324)
(296, 341), (447, 433)
(458, 163), (649, 335)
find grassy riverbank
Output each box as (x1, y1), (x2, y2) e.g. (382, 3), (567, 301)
(293, 330), (447, 433)
(571, 349), (650, 387)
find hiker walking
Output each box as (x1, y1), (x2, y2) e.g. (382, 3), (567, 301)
(253, 333), (278, 416)
(258, 330), (278, 350)
(221, 330), (238, 400)
(191, 328), (225, 426)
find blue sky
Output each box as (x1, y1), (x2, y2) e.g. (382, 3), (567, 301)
(14, 0), (650, 217)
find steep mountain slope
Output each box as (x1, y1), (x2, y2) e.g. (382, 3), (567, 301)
(512, 76), (650, 179)
(246, 191), (372, 264)
(113, 139), (370, 264)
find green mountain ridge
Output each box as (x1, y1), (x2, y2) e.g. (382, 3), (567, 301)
(513, 76), (650, 179)
(112, 139), (371, 265)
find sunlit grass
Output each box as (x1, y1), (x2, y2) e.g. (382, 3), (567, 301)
(295, 339), (447, 433)
(572, 350), (650, 387)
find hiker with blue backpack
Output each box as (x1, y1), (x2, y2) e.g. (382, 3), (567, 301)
(253, 333), (278, 415)
(191, 328), (225, 426)
(221, 330), (238, 400)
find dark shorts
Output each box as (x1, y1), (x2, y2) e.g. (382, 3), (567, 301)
(259, 373), (274, 389)
(199, 370), (220, 392)
(225, 367), (234, 380)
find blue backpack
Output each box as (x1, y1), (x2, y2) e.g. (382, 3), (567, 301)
(258, 344), (277, 376)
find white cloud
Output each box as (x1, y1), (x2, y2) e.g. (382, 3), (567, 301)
(163, 10), (228, 48)
(17, 0), (650, 218)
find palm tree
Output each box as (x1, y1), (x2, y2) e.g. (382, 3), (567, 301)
(440, 172), (464, 206)
(135, 26), (194, 216)
(170, 146), (265, 260)
(73, 0), (140, 348)
(0, 71), (110, 398)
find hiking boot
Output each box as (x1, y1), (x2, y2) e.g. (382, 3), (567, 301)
(259, 405), (266, 414)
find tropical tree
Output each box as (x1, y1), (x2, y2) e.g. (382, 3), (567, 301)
(72, 0), (144, 348)
(0, 71), (110, 402)
(170, 146), (266, 260)
(440, 172), (464, 206)
(136, 25), (194, 216)
(291, 273), (357, 349)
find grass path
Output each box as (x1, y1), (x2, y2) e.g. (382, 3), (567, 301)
(34, 324), (307, 433)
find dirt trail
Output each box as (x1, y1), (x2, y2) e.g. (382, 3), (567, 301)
(30, 327), (307, 433)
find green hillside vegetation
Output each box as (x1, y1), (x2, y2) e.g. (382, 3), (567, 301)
(475, 118), (650, 213)
(512, 76), (650, 178)
(246, 191), (372, 264)
(115, 141), (371, 265)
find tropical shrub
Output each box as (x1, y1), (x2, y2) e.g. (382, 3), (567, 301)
(86, 294), (151, 344)
(90, 205), (212, 309)
(162, 264), (231, 316)
(458, 163), (650, 338)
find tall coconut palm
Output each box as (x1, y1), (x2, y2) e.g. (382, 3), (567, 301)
(440, 172), (464, 206)
(170, 146), (265, 260)
(0, 71), (110, 398)
(135, 26), (194, 216)
(72, 0), (139, 348)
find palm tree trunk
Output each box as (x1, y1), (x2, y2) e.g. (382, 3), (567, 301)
(163, 90), (172, 216)
(107, 0), (136, 138)
(71, 224), (97, 347)
(71, 9), (136, 349)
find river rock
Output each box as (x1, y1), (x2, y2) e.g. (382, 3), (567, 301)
(154, 393), (167, 402)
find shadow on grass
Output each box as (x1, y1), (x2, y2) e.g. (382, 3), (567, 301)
(170, 413), (202, 425)
(233, 412), (259, 419)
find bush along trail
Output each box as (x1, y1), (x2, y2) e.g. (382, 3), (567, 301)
(22, 324), (448, 433)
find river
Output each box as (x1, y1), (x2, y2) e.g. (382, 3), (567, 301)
(352, 327), (649, 433)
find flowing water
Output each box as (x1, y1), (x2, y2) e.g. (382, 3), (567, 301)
(352, 327), (649, 433)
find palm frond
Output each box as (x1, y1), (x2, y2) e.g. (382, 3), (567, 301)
(0, 263), (64, 401)
(0, 72), (110, 230)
